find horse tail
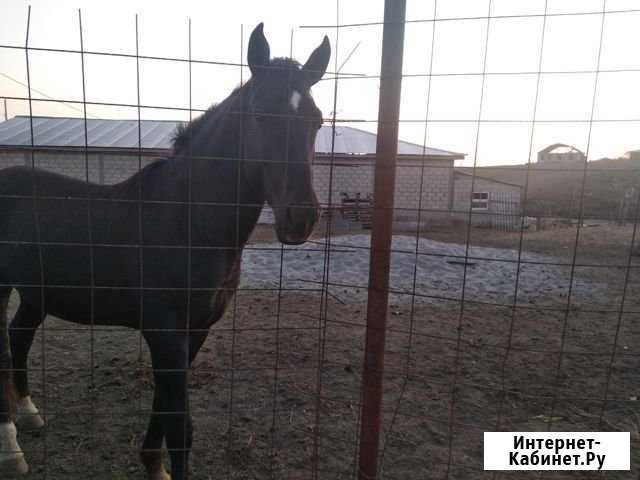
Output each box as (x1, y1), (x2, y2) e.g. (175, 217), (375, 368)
(0, 287), (15, 419)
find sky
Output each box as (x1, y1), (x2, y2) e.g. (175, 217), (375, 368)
(0, 0), (639, 166)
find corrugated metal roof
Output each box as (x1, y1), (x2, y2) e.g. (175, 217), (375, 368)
(0, 116), (464, 158)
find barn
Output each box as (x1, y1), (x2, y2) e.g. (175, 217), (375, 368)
(0, 115), (465, 228)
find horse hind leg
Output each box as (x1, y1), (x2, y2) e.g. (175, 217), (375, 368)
(0, 287), (28, 475)
(10, 300), (45, 430)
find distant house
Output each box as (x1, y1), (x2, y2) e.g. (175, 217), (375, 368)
(0, 116), (465, 227)
(537, 143), (586, 166)
(625, 149), (640, 161)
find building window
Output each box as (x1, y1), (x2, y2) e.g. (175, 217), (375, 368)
(471, 192), (489, 211)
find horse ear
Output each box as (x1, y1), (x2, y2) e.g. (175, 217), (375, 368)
(301, 36), (331, 87)
(248, 23), (271, 78)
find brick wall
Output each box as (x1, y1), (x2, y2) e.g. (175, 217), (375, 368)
(0, 152), (161, 185)
(312, 158), (453, 224)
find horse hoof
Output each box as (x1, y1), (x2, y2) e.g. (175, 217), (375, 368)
(149, 467), (170, 480)
(140, 448), (170, 480)
(16, 413), (44, 430)
(0, 454), (29, 476)
(16, 397), (44, 430)
(0, 422), (28, 475)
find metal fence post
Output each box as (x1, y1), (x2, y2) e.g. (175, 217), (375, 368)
(357, 1), (406, 479)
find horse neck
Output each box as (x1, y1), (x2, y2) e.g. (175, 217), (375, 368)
(171, 91), (264, 248)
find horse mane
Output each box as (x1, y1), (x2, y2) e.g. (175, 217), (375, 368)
(171, 83), (243, 152)
(269, 57), (301, 71)
(171, 57), (302, 152)
(172, 110), (211, 152)
(171, 97), (236, 152)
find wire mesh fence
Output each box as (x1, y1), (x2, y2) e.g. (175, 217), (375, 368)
(0, 0), (638, 479)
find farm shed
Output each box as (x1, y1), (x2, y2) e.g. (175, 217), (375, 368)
(0, 115), (465, 226)
(452, 170), (522, 229)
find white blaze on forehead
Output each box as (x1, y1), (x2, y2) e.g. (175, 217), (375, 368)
(290, 90), (302, 111)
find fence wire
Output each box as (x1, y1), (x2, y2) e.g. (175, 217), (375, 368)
(0, 1), (638, 479)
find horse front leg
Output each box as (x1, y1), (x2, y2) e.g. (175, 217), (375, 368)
(144, 331), (192, 480)
(140, 330), (208, 480)
(140, 387), (170, 480)
(0, 288), (28, 476)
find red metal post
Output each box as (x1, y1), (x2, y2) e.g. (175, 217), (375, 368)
(357, 1), (406, 479)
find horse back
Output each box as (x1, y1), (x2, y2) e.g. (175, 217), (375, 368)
(0, 166), (139, 310)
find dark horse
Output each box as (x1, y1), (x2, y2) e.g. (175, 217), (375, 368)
(0, 24), (329, 479)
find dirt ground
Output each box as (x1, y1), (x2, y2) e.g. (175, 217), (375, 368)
(6, 223), (640, 479)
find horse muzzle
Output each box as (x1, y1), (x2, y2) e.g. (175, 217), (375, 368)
(275, 202), (319, 245)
